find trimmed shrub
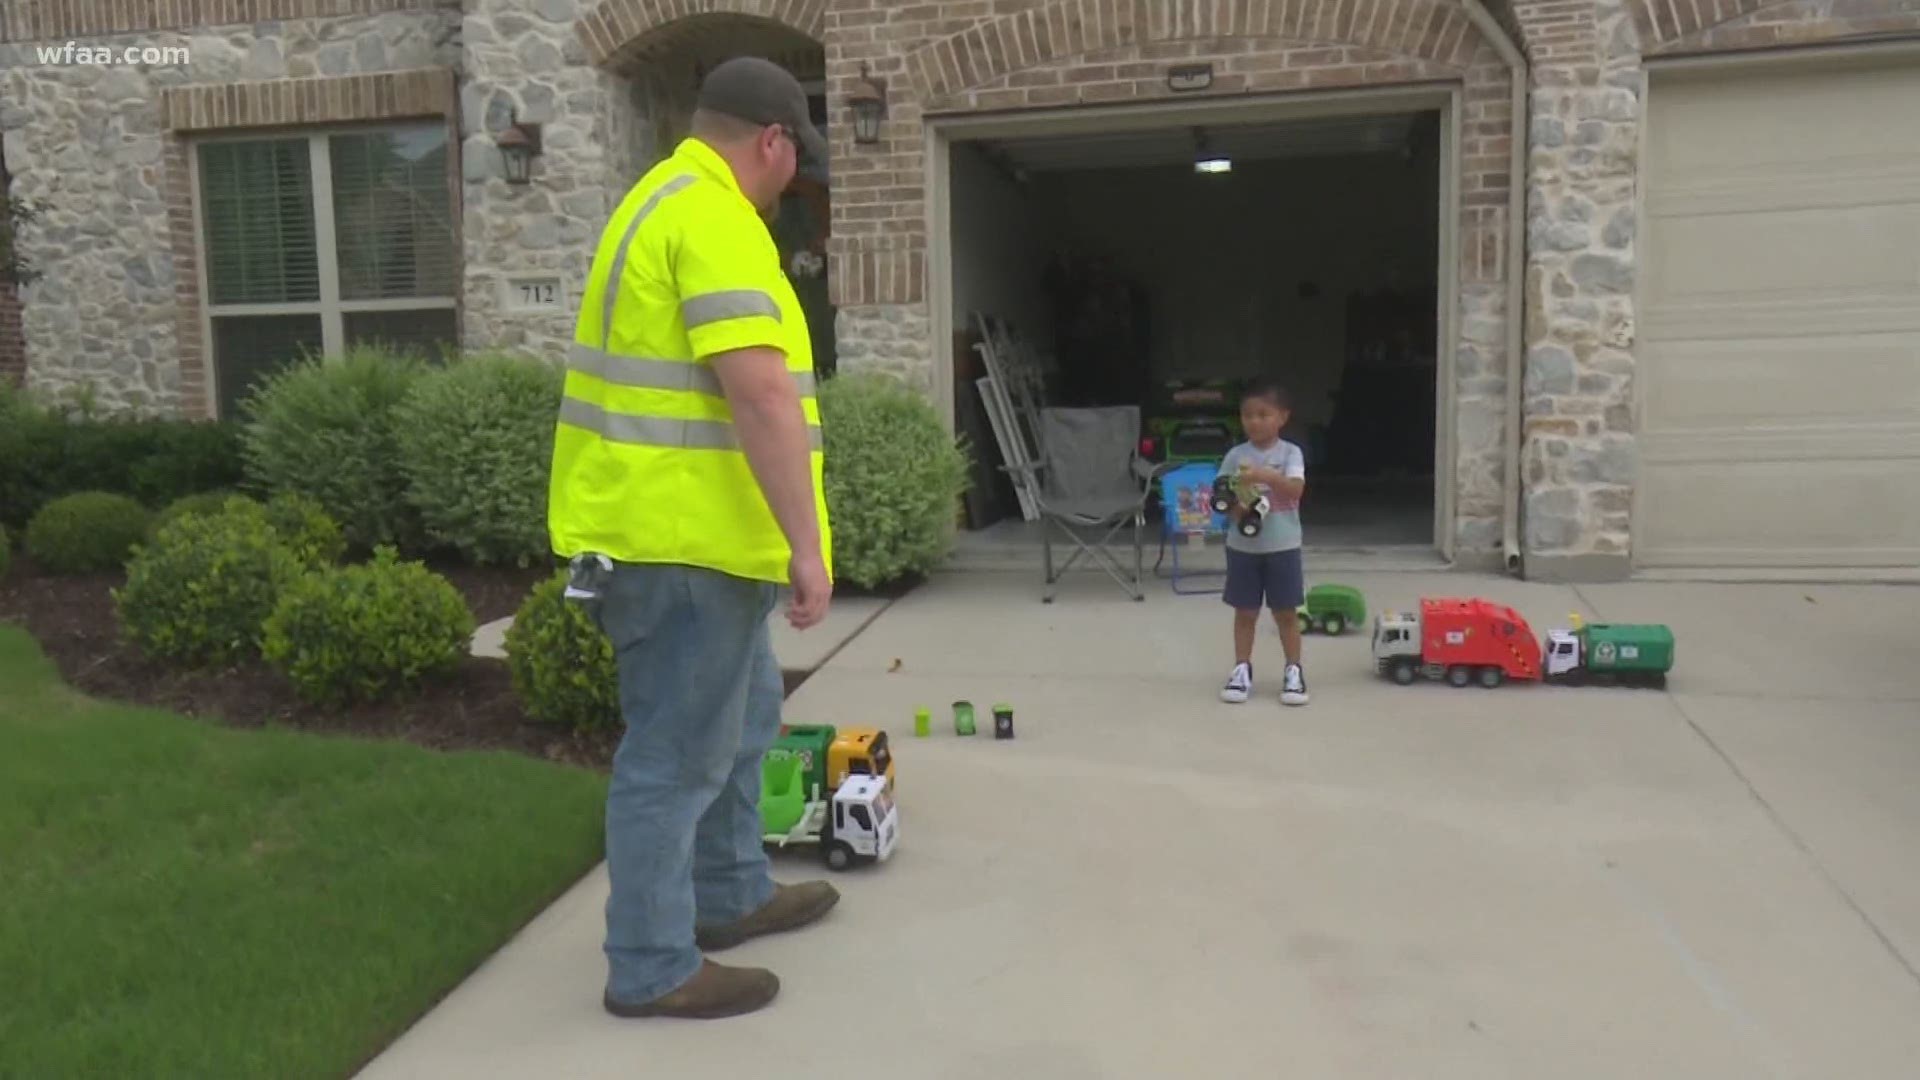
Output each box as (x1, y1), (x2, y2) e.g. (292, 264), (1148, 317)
(0, 388), (244, 528)
(150, 492), (344, 569)
(125, 420), (247, 507)
(239, 347), (428, 553)
(818, 372), (971, 589)
(115, 509), (307, 667)
(262, 547), (475, 705)
(259, 492), (347, 569)
(504, 572), (619, 731)
(394, 352), (564, 566)
(25, 491), (153, 574)
(152, 491), (257, 536)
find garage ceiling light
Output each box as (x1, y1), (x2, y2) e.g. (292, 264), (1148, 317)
(1192, 127), (1230, 174)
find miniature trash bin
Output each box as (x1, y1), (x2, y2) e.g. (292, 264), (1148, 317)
(992, 704), (1014, 740)
(952, 700), (976, 736)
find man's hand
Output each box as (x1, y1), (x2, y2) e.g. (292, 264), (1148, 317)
(787, 549), (831, 630)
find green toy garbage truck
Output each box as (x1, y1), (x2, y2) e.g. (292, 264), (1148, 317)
(1543, 614), (1674, 688)
(761, 724), (899, 871)
(1296, 583), (1366, 636)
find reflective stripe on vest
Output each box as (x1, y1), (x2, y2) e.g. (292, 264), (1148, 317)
(682, 289), (782, 328)
(565, 343), (816, 399)
(599, 175), (695, 351)
(561, 174), (818, 450)
(560, 396), (824, 452)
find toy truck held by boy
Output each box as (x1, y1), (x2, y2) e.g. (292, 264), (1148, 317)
(759, 724), (898, 871)
(1370, 598), (1673, 689)
(1208, 473), (1267, 538)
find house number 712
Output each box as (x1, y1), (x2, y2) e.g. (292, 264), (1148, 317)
(519, 282), (557, 305)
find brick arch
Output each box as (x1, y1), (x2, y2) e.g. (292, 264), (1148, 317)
(1628, 0), (1772, 52)
(1632, 0), (1919, 54)
(576, 0), (826, 69)
(905, 0), (1487, 104)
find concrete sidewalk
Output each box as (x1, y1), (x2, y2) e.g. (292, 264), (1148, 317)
(362, 569), (1920, 1079)
(470, 593), (891, 673)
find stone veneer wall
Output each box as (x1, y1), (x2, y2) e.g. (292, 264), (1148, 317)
(1506, 0), (1644, 579)
(0, 0), (458, 414)
(459, 0), (629, 359)
(462, 1), (826, 360)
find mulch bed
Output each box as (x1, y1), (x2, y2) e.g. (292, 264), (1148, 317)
(0, 555), (905, 772)
(0, 553), (629, 769)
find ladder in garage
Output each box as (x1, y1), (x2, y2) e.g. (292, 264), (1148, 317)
(972, 312), (1050, 522)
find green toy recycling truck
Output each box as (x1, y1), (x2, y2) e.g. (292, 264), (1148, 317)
(759, 724), (898, 871)
(1296, 583), (1366, 636)
(1543, 614), (1674, 688)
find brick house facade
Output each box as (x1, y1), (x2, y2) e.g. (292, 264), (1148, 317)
(2, 0), (1916, 580)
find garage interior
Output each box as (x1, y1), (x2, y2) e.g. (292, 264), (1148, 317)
(947, 109), (1445, 562)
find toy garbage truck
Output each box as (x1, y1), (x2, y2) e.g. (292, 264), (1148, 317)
(1372, 598), (1676, 690)
(1370, 597), (1543, 687)
(1297, 583), (1367, 636)
(1544, 614), (1673, 688)
(760, 756), (898, 871)
(760, 723), (899, 870)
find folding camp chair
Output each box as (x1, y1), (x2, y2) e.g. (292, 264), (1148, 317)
(1004, 405), (1165, 603)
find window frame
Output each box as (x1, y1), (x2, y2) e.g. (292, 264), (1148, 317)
(189, 121), (459, 415)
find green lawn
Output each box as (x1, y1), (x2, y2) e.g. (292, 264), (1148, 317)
(0, 625), (608, 1079)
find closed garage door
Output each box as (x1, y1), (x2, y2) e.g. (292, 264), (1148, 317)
(1639, 52), (1920, 570)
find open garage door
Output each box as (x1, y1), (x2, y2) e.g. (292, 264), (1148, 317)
(1638, 52), (1920, 571)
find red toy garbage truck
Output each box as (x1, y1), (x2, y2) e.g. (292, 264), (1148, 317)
(1370, 597), (1543, 688)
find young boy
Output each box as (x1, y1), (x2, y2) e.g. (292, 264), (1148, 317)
(1217, 382), (1309, 707)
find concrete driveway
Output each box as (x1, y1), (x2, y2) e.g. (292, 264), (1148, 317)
(359, 568), (1920, 1079)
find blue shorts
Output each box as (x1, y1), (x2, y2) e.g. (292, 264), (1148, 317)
(1223, 547), (1304, 612)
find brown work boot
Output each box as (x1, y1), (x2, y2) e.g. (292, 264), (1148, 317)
(602, 960), (779, 1020)
(694, 881), (840, 951)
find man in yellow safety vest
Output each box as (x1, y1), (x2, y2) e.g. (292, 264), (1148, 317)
(546, 56), (835, 1021)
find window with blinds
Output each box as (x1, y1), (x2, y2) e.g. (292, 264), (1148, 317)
(200, 139), (320, 305)
(330, 129), (456, 301)
(196, 123), (458, 417)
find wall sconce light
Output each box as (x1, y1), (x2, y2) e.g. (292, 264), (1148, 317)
(496, 114), (543, 185)
(848, 64), (887, 145)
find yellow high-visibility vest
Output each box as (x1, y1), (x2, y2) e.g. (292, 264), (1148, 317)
(547, 137), (831, 584)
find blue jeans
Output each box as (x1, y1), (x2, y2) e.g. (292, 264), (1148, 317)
(587, 562), (782, 1004)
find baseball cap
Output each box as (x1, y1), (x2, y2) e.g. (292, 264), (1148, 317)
(696, 56), (829, 168)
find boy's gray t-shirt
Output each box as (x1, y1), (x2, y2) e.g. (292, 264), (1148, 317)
(1220, 439), (1306, 553)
